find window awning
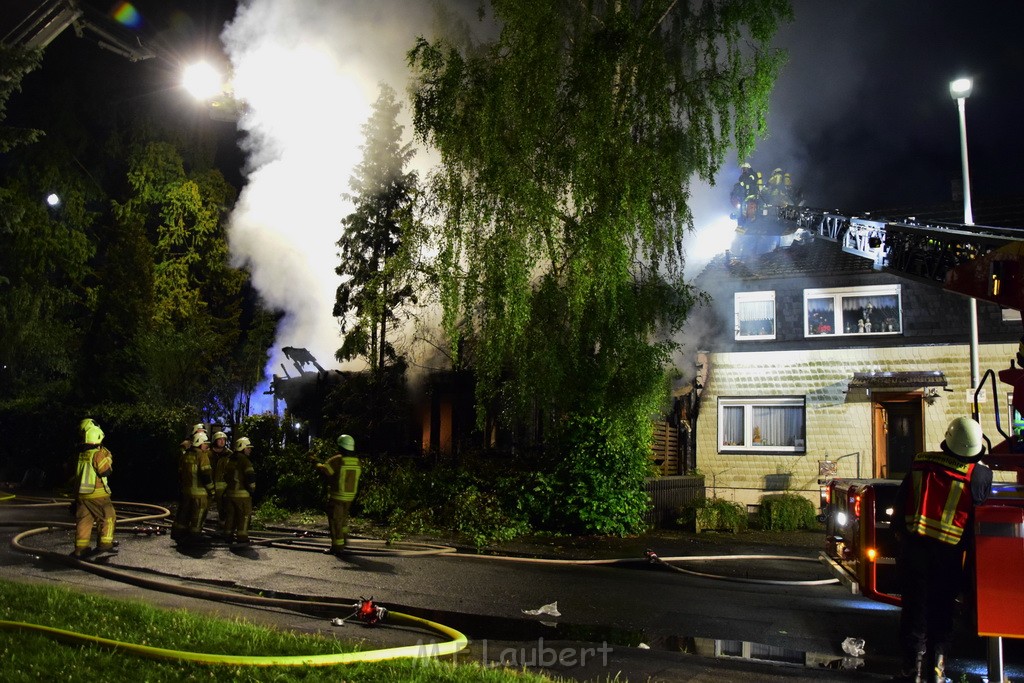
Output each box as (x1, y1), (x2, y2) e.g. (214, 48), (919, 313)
(848, 371), (947, 390)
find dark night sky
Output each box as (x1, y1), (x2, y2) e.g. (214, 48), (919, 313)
(6, 1), (1024, 215)
(753, 1), (1024, 213)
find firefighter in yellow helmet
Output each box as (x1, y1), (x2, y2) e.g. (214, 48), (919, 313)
(310, 434), (361, 556)
(220, 437), (257, 544)
(70, 419), (117, 557)
(892, 417), (992, 683)
(171, 430), (215, 544)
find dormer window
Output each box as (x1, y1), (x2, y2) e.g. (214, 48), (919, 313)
(804, 285), (902, 337)
(735, 291), (776, 340)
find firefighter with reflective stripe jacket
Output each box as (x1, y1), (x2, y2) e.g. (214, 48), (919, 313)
(891, 417), (993, 683)
(71, 418), (117, 557)
(220, 437), (257, 544)
(172, 431), (215, 544)
(311, 434), (362, 556)
(209, 430), (232, 531)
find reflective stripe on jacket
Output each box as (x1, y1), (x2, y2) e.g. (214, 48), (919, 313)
(318, 454), (362, 502)
(904, 451), (974, 545)
(77, 447), (112, 498)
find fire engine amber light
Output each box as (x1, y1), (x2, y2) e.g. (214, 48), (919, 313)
(866, 548), (877, 562)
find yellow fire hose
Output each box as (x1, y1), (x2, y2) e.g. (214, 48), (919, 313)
(1, 493), (469, 666)
(0, 611), (467, 666)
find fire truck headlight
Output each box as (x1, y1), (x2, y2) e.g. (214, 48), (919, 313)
(885, 507), (894, 517)
(836, 511), (848, 527)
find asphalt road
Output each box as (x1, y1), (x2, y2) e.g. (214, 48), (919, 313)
(1, 494), (1020, 682)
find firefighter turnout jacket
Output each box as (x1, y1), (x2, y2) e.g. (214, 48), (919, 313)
(899, 450), (992, 545)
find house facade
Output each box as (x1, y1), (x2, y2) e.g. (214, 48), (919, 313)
(691, 236), (1021, 509)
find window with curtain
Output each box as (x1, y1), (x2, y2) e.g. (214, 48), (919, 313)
(718, 397), (806, 453)
(735, 291), (776, 340)
(803, 285), (902, 337)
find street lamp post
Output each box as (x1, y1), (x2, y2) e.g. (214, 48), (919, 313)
(954, 67), (1004, 683)
(950, 77), (981, 393)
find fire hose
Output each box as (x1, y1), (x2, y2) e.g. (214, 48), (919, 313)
(1, 495), (468, 666)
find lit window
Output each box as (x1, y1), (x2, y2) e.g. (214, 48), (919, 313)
(804, 285), (902, 337)
(735, 291), (776, 340)
(718, 397), (806, 453)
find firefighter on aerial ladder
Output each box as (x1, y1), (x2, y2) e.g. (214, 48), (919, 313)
(891, 417), (993, 683)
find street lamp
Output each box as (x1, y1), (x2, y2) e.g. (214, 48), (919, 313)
(950, 77), (980, 391)
(949, 77), (974, 226)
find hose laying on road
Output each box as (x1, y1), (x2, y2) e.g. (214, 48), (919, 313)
(448, 549), (840, 587)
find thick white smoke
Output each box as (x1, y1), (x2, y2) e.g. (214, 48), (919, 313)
(220, 0), (458, 378)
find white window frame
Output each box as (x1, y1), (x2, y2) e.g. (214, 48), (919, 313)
(717, 396), (806, 453)
(803, 284), (902, 337)
(734, 290), (776, 341)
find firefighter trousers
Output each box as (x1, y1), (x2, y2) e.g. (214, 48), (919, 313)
(75, 496), (116, 553)
(897, 534), (966, 659)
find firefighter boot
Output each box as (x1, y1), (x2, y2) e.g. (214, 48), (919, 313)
(894, 651), (924, 683)
(929, 649), (947, 683)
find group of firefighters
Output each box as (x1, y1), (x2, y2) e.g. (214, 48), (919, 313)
(729, 162), (799, 226)
(69, 419), (362, 559)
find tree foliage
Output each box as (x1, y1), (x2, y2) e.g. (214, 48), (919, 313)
(334, 83), (420, 376)
(409, 0), (789, 432)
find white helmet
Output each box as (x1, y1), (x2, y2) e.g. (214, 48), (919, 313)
(943, 417), (984, 459)
(192, 432), (210, 446)
(212, 431), (228, 442)
(234, 437), (251, 451)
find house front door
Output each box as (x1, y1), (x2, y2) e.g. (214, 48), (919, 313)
(872, 394), (923, 480)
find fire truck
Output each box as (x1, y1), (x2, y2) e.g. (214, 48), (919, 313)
(790, 204), (1024, 676)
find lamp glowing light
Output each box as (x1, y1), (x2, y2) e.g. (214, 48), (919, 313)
(46, 193), (61, 207)
(949, 77), (973, 100)
(183, 61), (224, 101)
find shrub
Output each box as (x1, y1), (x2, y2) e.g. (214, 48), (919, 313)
(756, 493), (818, 531)
(551, 414), (652, 536)
(684, 497), (747, 533)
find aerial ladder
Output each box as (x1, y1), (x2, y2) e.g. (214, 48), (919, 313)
(783, 204), (1024, 679)
(1, 0), (154, 61)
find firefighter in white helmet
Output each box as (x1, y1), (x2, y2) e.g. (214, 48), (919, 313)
(171, 430), (215, 544)
(209, 430), (232, 531)
(310, 434), (361, 556)
(892, 417), (992, 682)
(70, 418), (117, 557)
(220, 437), (256, 544)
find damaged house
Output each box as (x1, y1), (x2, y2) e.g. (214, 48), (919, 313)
(689, 211), (1022, 510)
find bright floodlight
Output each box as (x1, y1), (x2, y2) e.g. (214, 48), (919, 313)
(183, 61), (224, 100)
(46, 193), (61, 207)
(949, 77), (973, 99)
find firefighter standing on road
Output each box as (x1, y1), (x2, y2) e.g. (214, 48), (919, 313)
(172, 431), (215, 544)
(892, 417), (993, 683)
(71, 419), (117, 557)
(221, 437), (257, 544)
(209, 431), (232, 531)
(310, 434), (362, 556)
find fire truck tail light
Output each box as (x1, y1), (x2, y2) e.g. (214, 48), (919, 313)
(824, 486), (832, 504)
(854, 494), (862, 518)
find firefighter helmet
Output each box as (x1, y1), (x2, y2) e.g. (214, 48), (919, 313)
(212, 431), (227, 442)
(942, 417), (984, 459)
(192, 432), (209, 446)
(79, 418), (97, 440)
(234, 437), (251, 451)
(739, 161), (752, 170)
(192, 423), (206, 436)
(83, 422), (104, 445)
(337, 434), (355, 452)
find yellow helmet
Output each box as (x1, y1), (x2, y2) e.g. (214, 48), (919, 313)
(192, 432), (209, 446)
(191, 423), (206, 436)
(234, 437), (252, 451)
(337, 434), (355, 452)
(212, 431), (228, 442)
(84, 423), (104, 445)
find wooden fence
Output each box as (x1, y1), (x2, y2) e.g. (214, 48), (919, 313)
(644, 475), (706, 527)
